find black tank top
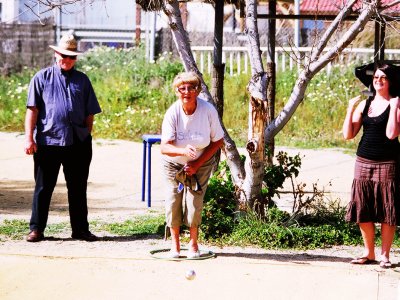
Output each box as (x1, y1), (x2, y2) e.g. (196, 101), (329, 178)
(356, 98), (399, 160)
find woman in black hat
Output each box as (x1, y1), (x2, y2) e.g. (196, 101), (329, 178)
(343, 63), (400, 268)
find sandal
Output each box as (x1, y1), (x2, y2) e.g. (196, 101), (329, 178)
(350, 257), (376, 265)
(379, 260), (392, 269)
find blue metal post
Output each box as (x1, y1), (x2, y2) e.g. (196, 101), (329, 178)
(141, 140), (147, 202)
(146, 141), (152, 207)
(141, 134), (161, 208)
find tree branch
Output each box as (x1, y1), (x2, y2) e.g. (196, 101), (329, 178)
(265, 0), (378, 142)
(381, 0), (400, 10)
(310, 0), (358, 61)
(245, 0), (267, 101)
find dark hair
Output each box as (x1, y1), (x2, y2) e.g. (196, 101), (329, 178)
(374, 63), (400, 97)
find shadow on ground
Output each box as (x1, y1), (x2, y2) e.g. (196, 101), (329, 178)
(216, 251), (354, 264)
(0, 180), (70, 215)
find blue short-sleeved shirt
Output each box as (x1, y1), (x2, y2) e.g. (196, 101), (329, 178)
(26, 64), (101, 146)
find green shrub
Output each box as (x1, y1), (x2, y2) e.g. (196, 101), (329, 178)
(228, 204), (362, 249)
(263, 150), (302, 202)
(201, 160), (237, 239)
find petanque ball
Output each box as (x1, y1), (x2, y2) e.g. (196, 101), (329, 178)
(185, 269), (196, 280)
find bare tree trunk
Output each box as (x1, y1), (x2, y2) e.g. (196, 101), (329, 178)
(265, 0), (276, 165)
(241, 0), (269, 211)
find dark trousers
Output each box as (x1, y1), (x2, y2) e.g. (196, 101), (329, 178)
(29, 137), (92, 233)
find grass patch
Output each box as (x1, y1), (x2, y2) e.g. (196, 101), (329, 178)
(0, 213), (396, 250)
(98, 215), (165, 237)
(0, 216), (165, 241)
(0, 219), (70, 240)
(0, 219), (28, 240)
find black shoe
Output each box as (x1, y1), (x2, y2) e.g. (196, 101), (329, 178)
(71, 231), (98, 242)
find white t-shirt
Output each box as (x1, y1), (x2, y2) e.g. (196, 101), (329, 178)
(161, 98), (224, 164)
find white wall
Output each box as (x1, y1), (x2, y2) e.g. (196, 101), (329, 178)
(60, 0), (135, 28)
(1, 0), (19, 23)
(0, 0), (134, 27)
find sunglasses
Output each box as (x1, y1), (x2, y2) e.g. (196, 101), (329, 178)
(373, 75), (388, 82)
(59, 53), (77, 60)
(177, 86), (197, 93)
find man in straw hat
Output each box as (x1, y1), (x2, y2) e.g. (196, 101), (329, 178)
(24, 33), (101, 242)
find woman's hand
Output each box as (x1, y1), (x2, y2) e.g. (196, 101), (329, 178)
(183, 144), (197, 159)
(387, 96), (400, 139)
(347, 95), (362, 113)
(389, 96), (400, 109)
(343, 96), (364, 140)
(184, 161), (199, 176)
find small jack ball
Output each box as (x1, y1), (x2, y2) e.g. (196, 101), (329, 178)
(185, 269), (196, 280)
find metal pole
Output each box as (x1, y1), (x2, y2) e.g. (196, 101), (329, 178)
(135, 6), (142, 46)
(149, 12), (156, 62)
(145, 12), (150, 59)
(55, 6), (62, 43)
(294, 0), (300, 47)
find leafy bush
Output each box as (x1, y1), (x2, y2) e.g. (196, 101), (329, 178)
(201, 160), (237, 240)
(263, 150), (302, 202)
(228, 204), (362, 249)
(199, 151), (364, 249)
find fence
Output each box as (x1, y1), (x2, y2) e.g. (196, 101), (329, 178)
(191, 46), (400, 76)
(59, 26), (136, 50)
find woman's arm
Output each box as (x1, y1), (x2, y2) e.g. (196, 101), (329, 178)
(184, 138), (223, 175)
(386, 96), (400, 139)
(160, 140), (197, 159)
(342, 96), (364, 140)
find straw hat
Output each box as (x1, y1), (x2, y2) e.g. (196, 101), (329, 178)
(49, 34), (82, 56)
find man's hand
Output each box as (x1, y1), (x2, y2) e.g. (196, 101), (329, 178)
(24, 140), (37, 155)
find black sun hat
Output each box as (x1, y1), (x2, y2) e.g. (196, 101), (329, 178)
(354, 62), (400, 96)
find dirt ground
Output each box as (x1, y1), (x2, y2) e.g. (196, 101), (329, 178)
(1, 132), (400, 300)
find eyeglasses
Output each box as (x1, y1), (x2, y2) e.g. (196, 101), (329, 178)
(373, 75), (388, 82)
(177, 86), (197, 93)
(60, 53), (77, 60)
